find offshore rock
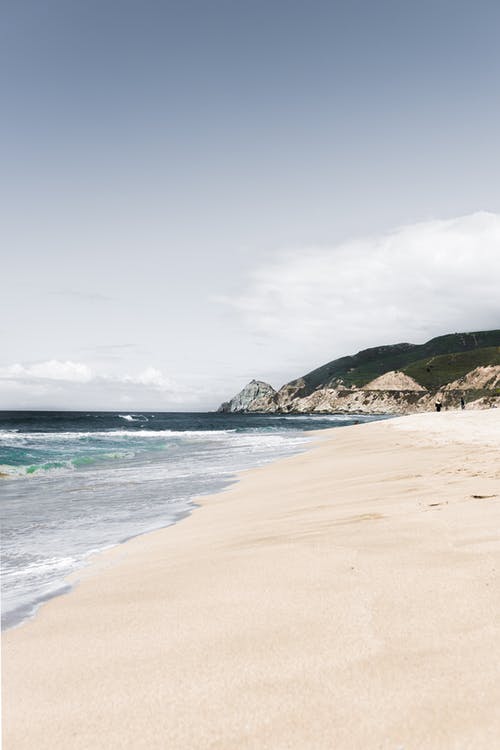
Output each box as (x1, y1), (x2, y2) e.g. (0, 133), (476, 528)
(217, 380), (277, 413)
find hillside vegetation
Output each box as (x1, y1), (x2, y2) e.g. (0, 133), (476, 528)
(218, 329), (500, 414)
(403, 346), (500, 391)
(291, 330), (500, 394)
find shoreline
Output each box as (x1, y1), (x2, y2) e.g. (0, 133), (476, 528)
(1, 504), (197, 633)
(3, 410), (500, 749)
(1, 421), (329, 632)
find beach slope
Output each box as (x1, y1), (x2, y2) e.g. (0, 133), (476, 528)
(3, 410), (500, 749)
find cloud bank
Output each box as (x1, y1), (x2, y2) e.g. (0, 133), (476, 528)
(2, 212), (498, 409)
(221, 212), (500, 367)
(0, 361), (201, 410)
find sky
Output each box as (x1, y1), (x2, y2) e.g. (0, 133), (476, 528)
(1, 0), (499, 410)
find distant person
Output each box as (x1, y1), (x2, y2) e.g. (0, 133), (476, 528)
(460, 396), (465, 410)
(435, 399), (442, 412)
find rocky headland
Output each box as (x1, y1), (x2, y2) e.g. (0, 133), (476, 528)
(218, 330), (500, 415)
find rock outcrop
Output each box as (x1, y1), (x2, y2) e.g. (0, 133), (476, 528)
(443, 365), (500, 391)
(284, 387), (429, 414)
(217, 379), (277, 413)
(218, 379), (499, 415)
(217, 332), (500, 415)
(363, 370), (426, 391)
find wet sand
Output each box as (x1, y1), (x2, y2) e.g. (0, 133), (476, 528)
(3, 410), (500, 749)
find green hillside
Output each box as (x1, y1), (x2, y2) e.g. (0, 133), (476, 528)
(286, 330), (500, 395)
(403, 346), (500, 390)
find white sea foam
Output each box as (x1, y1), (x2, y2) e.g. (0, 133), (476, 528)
(0, 464), (31, 477)
(0, 429), (238, 441)
(4, 556), (80, 580)
(2, 412), (380, 630)
(281, 413), (376, 421)
(0, 462), (76, 479)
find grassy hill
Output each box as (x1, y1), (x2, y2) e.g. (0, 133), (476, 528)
(286, 330), (500, 394)
(403, 346), (500, 390)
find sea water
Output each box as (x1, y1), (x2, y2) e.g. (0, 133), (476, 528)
(0, 411), (386, 629)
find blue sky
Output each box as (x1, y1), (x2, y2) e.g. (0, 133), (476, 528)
(2, 1), (499, 409)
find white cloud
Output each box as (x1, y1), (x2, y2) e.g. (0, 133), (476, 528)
(2, 212), (498, 409)
(1, 360), (93, 383)
(0, 361), (176, 390)
(220, 212), (500, 363)
(122, 367), (174, 389)
(0, 361), (202, 409)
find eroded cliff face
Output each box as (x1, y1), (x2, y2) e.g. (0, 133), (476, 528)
(219, 330), (500, 414)
(244, 386), (430, 415)
(443, 366), (500, 391)
(363, 371), (426, 391)
(219, 366), (500, 415)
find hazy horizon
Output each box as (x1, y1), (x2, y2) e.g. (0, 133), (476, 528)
(2, 1), (499, 410)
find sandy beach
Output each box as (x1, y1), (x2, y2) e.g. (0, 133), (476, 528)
(2, 409), (500, 749)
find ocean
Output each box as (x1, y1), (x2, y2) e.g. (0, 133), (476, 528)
(0, 410), (387, 629)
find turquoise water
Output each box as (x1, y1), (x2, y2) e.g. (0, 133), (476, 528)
(0, 410), (387, 629)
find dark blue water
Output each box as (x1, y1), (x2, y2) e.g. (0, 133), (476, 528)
(0, 410), (386, 629)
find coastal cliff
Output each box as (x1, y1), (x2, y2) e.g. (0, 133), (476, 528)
(218, 330), (500, 414)
(218, 379), (277, 413)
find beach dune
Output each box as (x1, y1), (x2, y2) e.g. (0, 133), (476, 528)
(3, 410), (500, 749)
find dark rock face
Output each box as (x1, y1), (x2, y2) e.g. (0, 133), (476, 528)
(217, 380), (277, 413)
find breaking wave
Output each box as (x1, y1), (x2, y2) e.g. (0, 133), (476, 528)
(1, 409), (387, 630)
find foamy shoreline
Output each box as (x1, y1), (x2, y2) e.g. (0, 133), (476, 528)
(1, 414), (327, 631)
(3, 410), (500, 749)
